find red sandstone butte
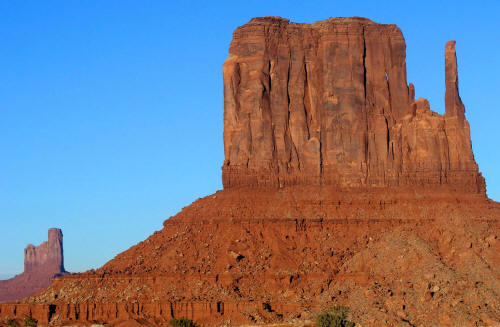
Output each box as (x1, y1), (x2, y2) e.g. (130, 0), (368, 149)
(0, 228), (67, 303)
(222, 17), (483, 192)
(0, 17), (499, 327)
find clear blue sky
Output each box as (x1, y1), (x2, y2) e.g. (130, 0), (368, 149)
(1, 1), (499, 279)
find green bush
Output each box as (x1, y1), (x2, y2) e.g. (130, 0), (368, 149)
(316, 306), (355, 327)
(169, 318), (199, 327)
(4, 319), (18, 327)
(23, 317), (37, 327)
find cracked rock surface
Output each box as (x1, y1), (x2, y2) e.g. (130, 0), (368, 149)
(0, 17), (498, 327)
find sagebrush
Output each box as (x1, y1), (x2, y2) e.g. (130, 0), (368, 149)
(4, 319), (18, 327)
(23, 317), (37, 327)
(316, 306), (355, 327)
(169, 318), (199, 327)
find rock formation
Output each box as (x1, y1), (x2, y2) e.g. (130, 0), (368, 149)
(0, 17), (499, 327)
(222, 17), (484, 193)
(0, 229), (67, 303)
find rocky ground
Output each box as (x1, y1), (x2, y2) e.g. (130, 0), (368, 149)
(1, 16), (499, 327)
(1, 188), (495, 326)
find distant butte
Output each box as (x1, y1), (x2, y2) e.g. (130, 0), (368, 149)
(0, 228), (68, 303)
(0, 17), (498, 327)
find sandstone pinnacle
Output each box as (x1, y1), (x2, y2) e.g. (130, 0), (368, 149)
(1, 17), (498, 327)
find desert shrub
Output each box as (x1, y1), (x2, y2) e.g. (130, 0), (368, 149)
(316, 306), (355, 327)
(4, 319), (18, 327)
(169, 318), (199, 327)
(23, 317), (37, 327)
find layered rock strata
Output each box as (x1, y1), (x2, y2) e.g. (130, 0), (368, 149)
(0, 17), (498, 327)
(0, 229), (67, 303)
(222, 17), (484, 192)
(2, 190), (500, 326)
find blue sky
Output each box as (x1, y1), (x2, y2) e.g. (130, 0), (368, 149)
(1, 1), (499, 278)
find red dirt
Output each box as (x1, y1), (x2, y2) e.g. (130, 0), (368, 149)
(1, 17), (499, 327)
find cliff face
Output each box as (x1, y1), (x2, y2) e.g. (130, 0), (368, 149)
(0, 229), (66, 303)
(0, 17), (498, 327)
(222, 17), (484, 192)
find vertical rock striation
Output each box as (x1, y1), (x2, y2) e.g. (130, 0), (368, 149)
(222, 17), (484, 193)
(1, 17), (497, 327)
(0, 229), (67, 303)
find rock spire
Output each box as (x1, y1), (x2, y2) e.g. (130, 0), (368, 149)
(445, 40), (465, 120)
(1, 17), (497, 327)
